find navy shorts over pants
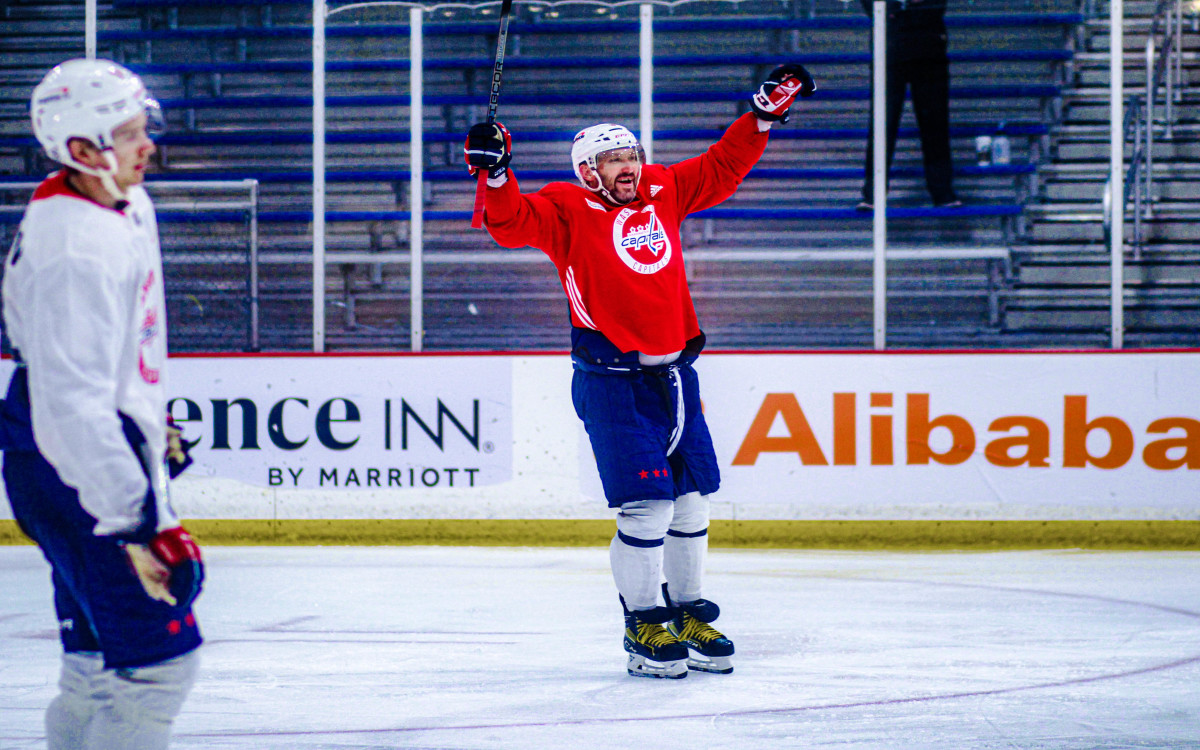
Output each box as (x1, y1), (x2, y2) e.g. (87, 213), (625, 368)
(2, 369), (202, 670)
(571, 352), (720, 508)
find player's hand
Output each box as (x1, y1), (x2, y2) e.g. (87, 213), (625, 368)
(464, 121), (512, 179)
(123, 526), (204, 608)
(749, 63), (817, 124)
(165, 416), (194, 479)
(124, 543), (174, 604)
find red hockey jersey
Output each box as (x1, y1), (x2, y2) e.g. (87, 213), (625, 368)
(483, 113), (769, 356)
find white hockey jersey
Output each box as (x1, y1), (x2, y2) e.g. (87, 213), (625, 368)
(3, 172), (172, 536)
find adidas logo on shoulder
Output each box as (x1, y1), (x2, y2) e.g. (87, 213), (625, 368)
(650, 184), (663, 198)
(585, 199), (606, 211)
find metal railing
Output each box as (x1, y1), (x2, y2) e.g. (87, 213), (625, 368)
(0, 179), (262, 351)
(1103, 0), (1187, 256)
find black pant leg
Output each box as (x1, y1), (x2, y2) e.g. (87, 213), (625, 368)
(909, 57), (956, 204)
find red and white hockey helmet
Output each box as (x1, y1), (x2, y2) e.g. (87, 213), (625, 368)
(31, 58), (163, 176)
(571, 123), (641, 185)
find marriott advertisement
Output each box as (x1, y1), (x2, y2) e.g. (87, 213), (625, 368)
(168, 355), (513, 491)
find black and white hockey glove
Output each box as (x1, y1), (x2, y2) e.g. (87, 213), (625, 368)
(123, 526), (204, 609)
(114, 487), (204, 610)
(166, 416), (194, 479)
(464, 121), (512, 179)
(749, 63), (817, 124)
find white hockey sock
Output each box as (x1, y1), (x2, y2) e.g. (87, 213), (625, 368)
(47, 652), (108, 750)
(664, 535), (707, 605)
(611, 499), (673, 610)
(85, 649), (199, 750)
(664, 492), (710, 605)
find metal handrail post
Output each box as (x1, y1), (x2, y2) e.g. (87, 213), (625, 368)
(872, 0), (887, 351)
(639, 3), (654, 164)
(1145, 36), (1155, 215)
(86, 0), (97, 58)
(1110, 0), (1125, 350)
(409, 5), (424, 352)
(1163, 0), (1175, 136)
(248, 179), (260, 351)
(1174, 0), (1183, 106)
(311, 0), (327, 352)
(1133, 112), (1143, 257)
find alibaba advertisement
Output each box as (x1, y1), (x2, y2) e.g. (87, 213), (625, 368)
(695, 352), (1197, 508)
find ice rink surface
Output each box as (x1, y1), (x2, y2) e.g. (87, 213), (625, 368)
(2, 545), (1199, 749)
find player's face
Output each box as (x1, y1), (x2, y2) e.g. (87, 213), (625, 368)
(109, 112), (157, 190)
(595, 147), (641, 204)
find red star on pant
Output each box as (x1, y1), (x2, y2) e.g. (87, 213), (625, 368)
(639, 470), (649, 479)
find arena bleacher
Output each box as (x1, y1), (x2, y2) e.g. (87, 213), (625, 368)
(1, 0), (1196, 351)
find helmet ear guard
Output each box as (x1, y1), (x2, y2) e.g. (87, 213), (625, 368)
(30, 58), (162, 199)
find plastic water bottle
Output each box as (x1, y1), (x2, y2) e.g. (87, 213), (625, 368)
(975, 135), (992, 167)
(991, 127), (1011, 166)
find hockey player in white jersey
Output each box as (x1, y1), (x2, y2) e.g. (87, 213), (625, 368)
(2, 59), (203, 749)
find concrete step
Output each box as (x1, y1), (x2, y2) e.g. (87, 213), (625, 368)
(1015, 259), (1200, 284)
(1041, 179), (1200, 202)
(1063, 87), (1200, 105)
(1056, 139), (1200, 160)
(1001, 302), (1200, 333)
(1075, 67), (1200, 88)
(1036, 162), (1200, 184)
(1073, 50), (1200, 67)
(1026, 217), (1200, 242)
(1052, 122), (1200, 140)
(1011, 240), (1200, 256)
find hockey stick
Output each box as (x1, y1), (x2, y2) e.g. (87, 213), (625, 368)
(470, 0), (515, 230)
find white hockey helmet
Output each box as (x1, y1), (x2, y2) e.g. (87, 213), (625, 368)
(571, 123), (642, 201)
(30, 58), (163, 184)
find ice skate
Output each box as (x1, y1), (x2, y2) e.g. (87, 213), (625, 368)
(621, 597), (688, 679)
(663, 585), (734, 674)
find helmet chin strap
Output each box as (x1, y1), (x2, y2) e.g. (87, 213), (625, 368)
(95, 151), (128, 202)
(72, 149), (127, 203)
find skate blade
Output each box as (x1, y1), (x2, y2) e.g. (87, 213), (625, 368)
(686, 655), (733, 674)
(626, 654), (688, 679)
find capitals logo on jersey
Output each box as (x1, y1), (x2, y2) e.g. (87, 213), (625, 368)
(612, 205), (672, 275)
(137, 270), (162, 384)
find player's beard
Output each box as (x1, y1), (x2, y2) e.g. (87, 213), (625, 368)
(604, 168), (639, 204)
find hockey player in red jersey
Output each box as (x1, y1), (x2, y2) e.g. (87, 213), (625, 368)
(466, 64), (815, 678)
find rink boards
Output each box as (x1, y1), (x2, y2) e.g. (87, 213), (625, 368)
(0, 350), (1197, 547)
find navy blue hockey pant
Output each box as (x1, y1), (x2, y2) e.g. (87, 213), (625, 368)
(2, 370), (202, 670)
(571, 362), (720, 508)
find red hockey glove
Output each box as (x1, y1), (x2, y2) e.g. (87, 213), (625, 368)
(124, 526), (204, 608)
(749, 63), (817, 124)
(151, 525), (203, 569)
(464, 121), (512, 179)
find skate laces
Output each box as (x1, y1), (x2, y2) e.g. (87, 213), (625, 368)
(679, 612), (725, 644)
(636, 621), (680, 648)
